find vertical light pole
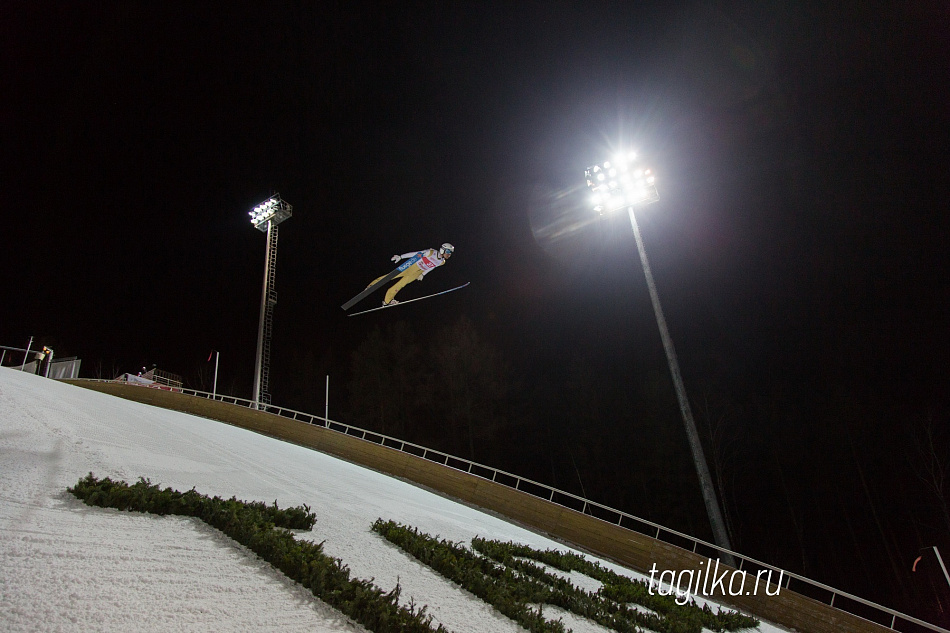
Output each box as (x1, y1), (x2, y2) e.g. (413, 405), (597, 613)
(209, 349), (220, 399)
(249, 194), (292, 410)
(21, 336), (33, 372)
(585, 153), (735, 562)
(935, 547), (950, 588)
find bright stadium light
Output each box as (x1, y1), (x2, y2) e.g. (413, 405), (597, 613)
(584, 152), (735, 565)
(249, 196), (292, 232)
(249, 194), (293, 409)
(584, 151), (658, 215)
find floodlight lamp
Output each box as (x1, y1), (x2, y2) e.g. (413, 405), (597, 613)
(584, 154), (658, 212)
(250, 194), (292, 231)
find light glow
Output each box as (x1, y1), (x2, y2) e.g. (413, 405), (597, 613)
(584, 151), (658, 213)
(249, 195), (293, 231)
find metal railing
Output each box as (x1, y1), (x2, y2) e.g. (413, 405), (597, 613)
(68, 377), (948, 633)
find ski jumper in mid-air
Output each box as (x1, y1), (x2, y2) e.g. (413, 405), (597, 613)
(369, 243), (454, 306)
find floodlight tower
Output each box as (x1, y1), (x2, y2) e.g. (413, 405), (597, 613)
(249, 194), (292, 409)
(584, 153), (735, 562)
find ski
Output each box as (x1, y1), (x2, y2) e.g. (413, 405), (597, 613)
(348, 282), (470, 316)
(341, 253), (423, 310)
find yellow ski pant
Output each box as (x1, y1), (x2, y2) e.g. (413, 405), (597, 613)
(370, 266), (424, 304)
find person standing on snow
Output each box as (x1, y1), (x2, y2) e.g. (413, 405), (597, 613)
(368, 243), (454, 306)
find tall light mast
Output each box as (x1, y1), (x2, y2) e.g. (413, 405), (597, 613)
(585, 154), (735, 563)
(249, 194), (292, 409)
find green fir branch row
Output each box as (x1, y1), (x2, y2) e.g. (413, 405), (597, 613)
(68, 474), (449, 633)
(373, 519), (569, 633)
(373, 520), (758, 633)
(471, 538), (759, 632)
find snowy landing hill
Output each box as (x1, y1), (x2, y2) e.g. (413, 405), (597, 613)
(0, 368), (786, 633)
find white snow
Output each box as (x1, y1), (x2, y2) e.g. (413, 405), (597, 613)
(0, 368), (787, 632)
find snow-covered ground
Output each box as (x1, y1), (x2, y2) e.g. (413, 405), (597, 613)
(0, 368), (787, 632)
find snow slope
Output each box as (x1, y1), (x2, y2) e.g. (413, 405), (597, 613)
(0, 368), (786, 632)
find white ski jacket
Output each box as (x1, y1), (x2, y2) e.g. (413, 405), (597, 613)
(396, 249), (445, 277)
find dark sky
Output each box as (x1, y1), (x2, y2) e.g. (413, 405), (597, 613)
(4, 1), (945, 393)
(3, 0), (950, 619)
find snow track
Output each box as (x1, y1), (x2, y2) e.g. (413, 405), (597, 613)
(0, 369), (783, 632)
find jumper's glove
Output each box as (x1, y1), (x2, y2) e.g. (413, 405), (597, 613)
(391, 255), (400, 263)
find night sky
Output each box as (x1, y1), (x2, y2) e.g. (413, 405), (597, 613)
(3, 1), (949, 623)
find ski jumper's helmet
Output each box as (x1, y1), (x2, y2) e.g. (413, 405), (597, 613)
(440, 243), (455, 257)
